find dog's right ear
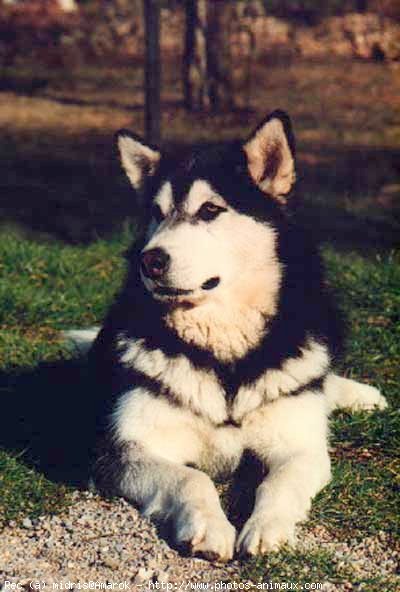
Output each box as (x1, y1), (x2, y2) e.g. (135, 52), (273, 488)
(116, 130), (161, 192)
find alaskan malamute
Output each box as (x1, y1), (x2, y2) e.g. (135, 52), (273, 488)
(71, 111), (386, 561)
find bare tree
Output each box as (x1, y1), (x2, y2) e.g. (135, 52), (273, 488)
(143, 0), (161, 144)
(183, 0), (234, 111)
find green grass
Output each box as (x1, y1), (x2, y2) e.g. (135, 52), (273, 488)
(0, 451), (71, 526)
(0, 228), (129, 370)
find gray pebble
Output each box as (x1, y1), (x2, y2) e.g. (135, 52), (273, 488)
(22, 518), (33, 529)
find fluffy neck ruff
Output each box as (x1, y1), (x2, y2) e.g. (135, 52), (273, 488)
(164, 268), (281, 363)
(165, 305), (268, 363)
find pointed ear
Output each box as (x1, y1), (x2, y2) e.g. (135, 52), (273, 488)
(116, 130), (161, 192)
(243, 110), (296, 203)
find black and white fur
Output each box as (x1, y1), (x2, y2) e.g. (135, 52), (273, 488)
(70, 111), (386, 561)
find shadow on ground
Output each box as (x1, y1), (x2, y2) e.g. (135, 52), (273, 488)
(297, 142), (400, 248)
(0, 358), (96, 487)
(1, 129), (398, 249)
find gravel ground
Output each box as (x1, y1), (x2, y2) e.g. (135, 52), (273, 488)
(0, 492), (398, 591)
(298, 524), (400, 591)
(0, 492), (239, 589)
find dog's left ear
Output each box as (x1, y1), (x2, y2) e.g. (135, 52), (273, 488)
(243, 110), (296, 203)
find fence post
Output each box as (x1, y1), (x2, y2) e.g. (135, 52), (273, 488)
(143, 0), (161, 145)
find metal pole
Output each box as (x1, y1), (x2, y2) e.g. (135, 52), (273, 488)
(144, 0), (161, 145)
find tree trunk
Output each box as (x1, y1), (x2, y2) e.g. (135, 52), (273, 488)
(143, 0), (161, 144)
(183, 0), (234, 111)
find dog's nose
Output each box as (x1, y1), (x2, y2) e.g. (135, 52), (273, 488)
(141, 248), (170, 279)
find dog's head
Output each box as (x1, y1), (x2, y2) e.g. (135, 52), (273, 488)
(117, 111), (296, 313)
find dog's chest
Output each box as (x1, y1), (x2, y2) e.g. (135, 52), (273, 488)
(118, 337), (267, 425)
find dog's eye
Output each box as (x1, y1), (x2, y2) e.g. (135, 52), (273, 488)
(151, 204), (164, 223)
(197, 202), (226, 222)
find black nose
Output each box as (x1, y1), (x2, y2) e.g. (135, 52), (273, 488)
(141, 248), (170, 279)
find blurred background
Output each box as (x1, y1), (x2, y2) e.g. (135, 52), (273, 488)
(0, 0), (399, 245)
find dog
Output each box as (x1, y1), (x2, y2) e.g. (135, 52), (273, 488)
(68, 110), (387, 561)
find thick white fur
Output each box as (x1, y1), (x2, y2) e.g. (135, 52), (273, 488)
(118, 335), (331, 424)
(154, 181), (173, 215)
(111, 335), (387, 559)
(119, 337), (228, 424)
(64, 322), (387, 420)
(324, 373), (387, 412)
(112, 383), (329, 559)
(232, 339), (330, 422)
(64, 327), (386, 560)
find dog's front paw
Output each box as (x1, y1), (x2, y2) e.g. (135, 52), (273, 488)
(236, 516), (295, 556)
(353, 384), (388, 411)
(176, 507), (236, 561)
(342, 382), (388, 412)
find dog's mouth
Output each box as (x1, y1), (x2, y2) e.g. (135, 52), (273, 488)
(150, 276), (221, 302)
(201, 277), (220, 291)
(153, 285), (193, 297)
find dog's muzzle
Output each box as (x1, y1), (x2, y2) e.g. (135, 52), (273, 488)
(141, 247), (221, 299)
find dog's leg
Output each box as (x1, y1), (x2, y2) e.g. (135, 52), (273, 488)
(237, 392), (331, 555)
(325, 373), (387, 413)
(98, 388), (236, 561)
(98, 440), (235, 561)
